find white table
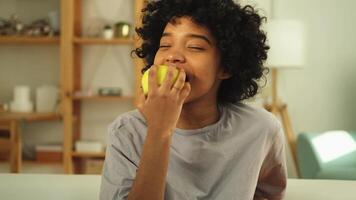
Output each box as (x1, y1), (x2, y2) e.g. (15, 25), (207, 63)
(0, 174), (355, 200)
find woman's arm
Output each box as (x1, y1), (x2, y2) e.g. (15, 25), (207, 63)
(254, 123), (287, 200)
(127, 128), (172, 200)
(128, 66), (190, 200)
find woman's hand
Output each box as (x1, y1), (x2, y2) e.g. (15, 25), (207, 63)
(137, 65), (191, 138)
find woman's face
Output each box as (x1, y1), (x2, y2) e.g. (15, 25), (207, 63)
(153, 16), (230, 104)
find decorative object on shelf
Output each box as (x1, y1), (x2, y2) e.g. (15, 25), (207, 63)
(83, 20), (131, 39)
(102, 25), (114, 40)
(98, 87), (122, 96)
(25, 19), (53, 36)
(0, 14), (57, 36)
(75, 141), (104, 153)
(0, 14), (23, 35)
(11, 14), (24, 35)
(35, 143), (62, 163)
(48, 10), (60, 35)
(35, 85), (59, 113)
(73, 88), (94, 98)
(0, 18), (11, 35)
(10, 86), (34, 113)
(114, 22), (131, 38)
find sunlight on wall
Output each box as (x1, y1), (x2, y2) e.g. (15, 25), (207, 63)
(311, 131), (356, 163)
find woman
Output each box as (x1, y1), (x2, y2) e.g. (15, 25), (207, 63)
(100, 0), (287, 199)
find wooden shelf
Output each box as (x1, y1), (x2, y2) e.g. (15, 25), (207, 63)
(60, 0), (145, 173)
(72, 94), (135, 101)
(0, 36), (59, 44)
(73, 37), (134, 45)
(71, 151), (105, 158)
(0, 112), (62, 122)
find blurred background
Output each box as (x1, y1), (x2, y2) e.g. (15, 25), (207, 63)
(0, 0), (355, 181)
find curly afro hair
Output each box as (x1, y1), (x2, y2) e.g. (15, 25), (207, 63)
(133, 0), (269, 104)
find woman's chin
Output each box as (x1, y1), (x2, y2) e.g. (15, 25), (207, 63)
(182, 93), (198, 105)
(183, 95), (193, 104)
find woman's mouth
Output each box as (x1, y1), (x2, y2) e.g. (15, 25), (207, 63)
(185, 75), (190, 82)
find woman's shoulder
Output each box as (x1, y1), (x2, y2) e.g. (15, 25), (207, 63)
(106, 110), (146, 164)
(107, 109), (147, 140)
(225, 102), (276, 119)
(224, 102), (282, 137)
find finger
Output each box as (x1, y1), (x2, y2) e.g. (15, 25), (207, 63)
(136, 93), (148, 122)
(136, 88), (146, 107)
(170, 68), (186, 94)
(148, 65), (158, 95)
(160, 66), (176, 93)
(178, 82), (191, 103)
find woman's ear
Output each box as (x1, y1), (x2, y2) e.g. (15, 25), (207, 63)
(219, 72), (232, 80)
(218, 67), (232, 80)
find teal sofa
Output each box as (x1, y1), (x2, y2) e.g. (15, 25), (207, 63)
(297, 130), (356, 180)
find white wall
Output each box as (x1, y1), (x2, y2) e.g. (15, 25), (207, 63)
(274, 0), (356, 133)
(240, 0), (356, 177)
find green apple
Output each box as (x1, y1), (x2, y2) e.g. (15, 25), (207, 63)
(141, 65), (179, 95)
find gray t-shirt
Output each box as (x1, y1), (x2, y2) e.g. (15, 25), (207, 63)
(100, 103), (287, 200)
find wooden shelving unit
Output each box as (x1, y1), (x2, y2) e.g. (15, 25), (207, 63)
(73, 37), (134, 45)
(0, 112), (61, 122)
(61, 0), (145, 173)
(0, 36), (59, 44)
(0, 0), (145, 174)
(71, 151), (106, 158)
(72, 95), (135, 101)
(0, 13), (61, 174)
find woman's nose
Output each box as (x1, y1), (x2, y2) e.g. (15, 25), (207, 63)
(166, 51), (185, 64)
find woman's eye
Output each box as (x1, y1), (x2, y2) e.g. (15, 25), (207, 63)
(159, 45), (171, 48)
(188, 46), (205, 51)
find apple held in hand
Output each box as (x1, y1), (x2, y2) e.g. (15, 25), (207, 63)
(141, 65), (179, 95)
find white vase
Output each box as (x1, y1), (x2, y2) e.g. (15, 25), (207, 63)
(10, 86), (34, 113)
(35, 85), (59, 113)
(102, 29), (114, 40)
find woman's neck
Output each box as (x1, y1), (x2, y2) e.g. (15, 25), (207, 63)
(176, 100), (220, 130)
